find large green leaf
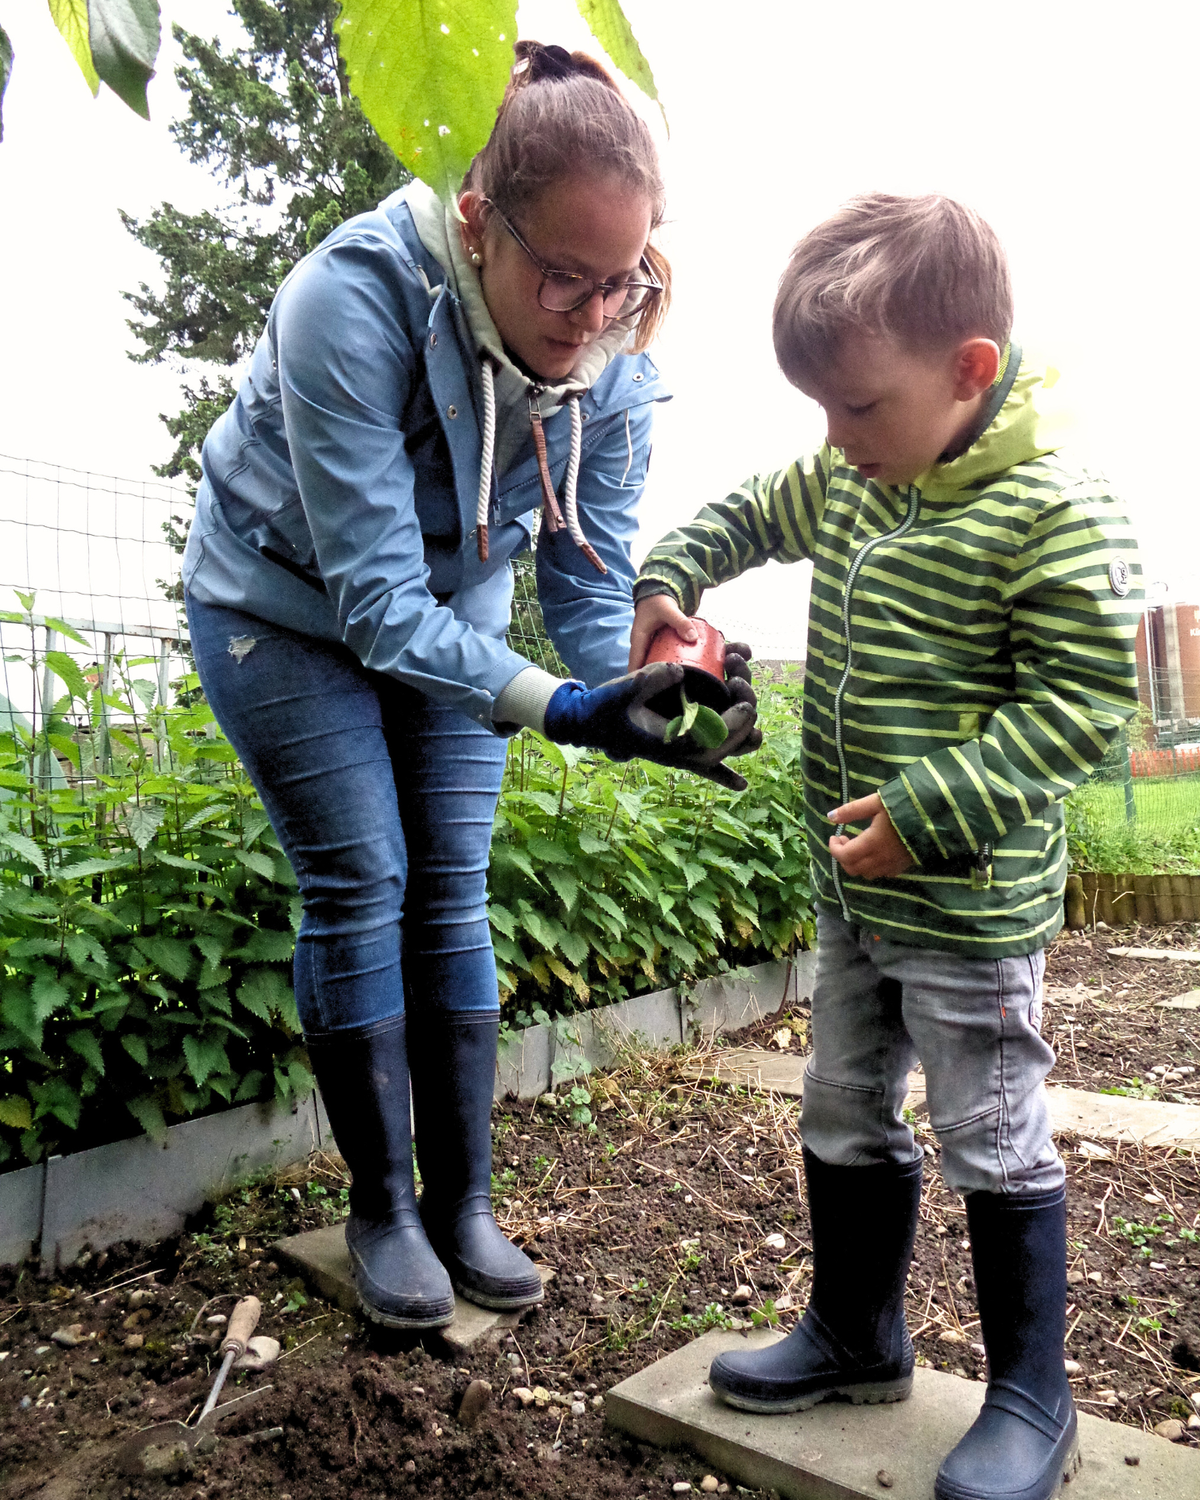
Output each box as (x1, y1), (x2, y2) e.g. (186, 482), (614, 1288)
(86, 0), (159, 119)
(574, 0), (660, 106)
(48, 0), (100, 95)
(336, 0), (516, 201)
(44, 650), (89, 702)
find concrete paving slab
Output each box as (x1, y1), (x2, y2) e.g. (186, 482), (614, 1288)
(1108, 947), (1200, 962)
(1045, 1085), (1200, 1152)
(682, 1047), (808, 1097)
(605, 1328), (1199, 1499)
(688, 1053), (1200, 1153)
(272, 1222), (551, 1348)
(1158, 990), (1200, 1010)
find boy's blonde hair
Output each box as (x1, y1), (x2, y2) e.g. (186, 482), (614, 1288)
(772, 193), (1013, 384)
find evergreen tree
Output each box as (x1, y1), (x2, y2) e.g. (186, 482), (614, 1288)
(123, 0), (408, 488)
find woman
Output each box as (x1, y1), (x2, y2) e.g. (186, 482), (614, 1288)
(183, 42), (757, 1330)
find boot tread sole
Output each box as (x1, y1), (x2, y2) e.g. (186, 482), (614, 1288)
(711, 1375), (914, 1415)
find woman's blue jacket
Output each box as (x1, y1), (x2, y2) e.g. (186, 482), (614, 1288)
(182, 186), (670, 728)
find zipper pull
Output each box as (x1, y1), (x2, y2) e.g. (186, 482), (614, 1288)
(528, 391), (565, 533)
(971, 842), (993, 890)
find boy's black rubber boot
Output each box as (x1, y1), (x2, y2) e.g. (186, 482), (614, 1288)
(305, 1015), (455, 1330)
(408, 1010), (545, 1311)
(935, 1187), (1080, 1500)
(708, 1148), (922, 1413)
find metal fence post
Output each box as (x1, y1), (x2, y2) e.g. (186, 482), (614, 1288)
(1121, 726), (1136, 825)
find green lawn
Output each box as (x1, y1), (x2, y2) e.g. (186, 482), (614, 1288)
(1068, 774), (1200, 872)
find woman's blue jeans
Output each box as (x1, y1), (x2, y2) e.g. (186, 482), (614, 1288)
(185, 596), (506, 1034)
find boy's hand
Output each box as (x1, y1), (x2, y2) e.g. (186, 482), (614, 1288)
(629, 594), (696, 671)
(827, 793), (915, 878)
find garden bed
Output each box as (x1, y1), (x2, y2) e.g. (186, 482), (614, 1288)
(3, 955), (1198, 1500)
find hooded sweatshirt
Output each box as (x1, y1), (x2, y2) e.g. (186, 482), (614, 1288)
(635, 350), (1143, 957)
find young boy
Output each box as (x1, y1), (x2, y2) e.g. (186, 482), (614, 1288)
(631, 194), (1141, 1500)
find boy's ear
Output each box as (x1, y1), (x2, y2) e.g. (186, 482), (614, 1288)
(953, 339), (1001, 400)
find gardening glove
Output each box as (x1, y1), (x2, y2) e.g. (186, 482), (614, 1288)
(722, 641), (761, 753)
(543, 662), (759, 791)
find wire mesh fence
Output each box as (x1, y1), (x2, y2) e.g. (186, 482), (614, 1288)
(1068, 718), (1200, 871)
(0, 455), (191, 755)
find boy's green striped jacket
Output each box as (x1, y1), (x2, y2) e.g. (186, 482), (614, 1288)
(635, 353), (1143, 956)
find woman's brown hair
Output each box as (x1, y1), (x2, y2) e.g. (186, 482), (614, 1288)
(463, 41), (671, 351)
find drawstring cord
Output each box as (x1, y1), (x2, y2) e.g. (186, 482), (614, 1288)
(475, 359), (496, 562)
(475, 365), (605, 575)
(562, 397), (606, 574)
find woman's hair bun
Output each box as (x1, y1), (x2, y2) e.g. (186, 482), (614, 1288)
(511, 38), (619, 91)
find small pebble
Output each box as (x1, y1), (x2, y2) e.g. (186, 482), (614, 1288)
(570, 1401), (586, 1416)
(1124, 1455), (1140, 1466)
(1063, 1359), (1081, 1375)
(877, 1472), (895, 1490)
(123, 1334), (145, 1351)
(289, 1187), (302, 1202)
(672, 1486), (692, 1496)
(1153, 1418), (1185, 1442)
(575, 1274), (586, 1285)
(459, 1378), (492, 1424)
(514, 1388), (535, 1407)
(731, 1286), (752, 1306)
(50, 1325), (85, 1348)
(404, 1460), (416, 1474)
(591, 1394), (604, 1409)
(701, 1479), (719, 1494)
(205, 1314), (228, 1326)
(763, 1233), (786, 1251)
(411, 1386), (425, 1396)
(127, 1289), (155, 1310)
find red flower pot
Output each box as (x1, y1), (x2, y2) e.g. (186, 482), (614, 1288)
(644, 618), (730, 714)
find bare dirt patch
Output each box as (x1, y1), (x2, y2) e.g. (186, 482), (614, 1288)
(3, 959), (1199, 1499)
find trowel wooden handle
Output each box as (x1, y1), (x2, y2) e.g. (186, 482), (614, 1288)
(221, 1297), (261, 1358)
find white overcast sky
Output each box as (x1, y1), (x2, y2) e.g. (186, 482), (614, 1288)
(1, 0), (1196, 658)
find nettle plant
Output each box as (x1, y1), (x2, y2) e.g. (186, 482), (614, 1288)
(0, 591), (813, 1167)
(0, 595), (307, 1167)
(490, 669), (813, 1016)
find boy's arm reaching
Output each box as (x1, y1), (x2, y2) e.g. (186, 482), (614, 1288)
(632, 449), (832, 627)
(876, 486), (1142, 871)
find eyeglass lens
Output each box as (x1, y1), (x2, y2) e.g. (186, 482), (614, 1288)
(539, 275), (655, 317)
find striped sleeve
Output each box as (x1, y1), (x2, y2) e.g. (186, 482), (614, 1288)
(634, 449), (830, 614)
(879, 485), (1142, 866)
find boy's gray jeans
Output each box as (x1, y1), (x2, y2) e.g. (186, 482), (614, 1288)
(801, 913), (1065, 1195)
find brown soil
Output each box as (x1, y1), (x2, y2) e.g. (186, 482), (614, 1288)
(3, 942), (1199, 1500)
(1043, 927), (1200, 1100)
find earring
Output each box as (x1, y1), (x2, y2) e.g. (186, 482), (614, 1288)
(469, 248), (482, 266)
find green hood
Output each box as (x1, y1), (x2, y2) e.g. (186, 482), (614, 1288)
(915, 345), (1073, 498)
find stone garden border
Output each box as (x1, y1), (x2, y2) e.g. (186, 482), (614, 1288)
(0, 953), (816, 1274)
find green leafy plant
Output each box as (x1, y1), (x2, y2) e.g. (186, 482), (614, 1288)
(669, 1302), (733, 1335)
(749, 1299), (781, 1328)
(1111, 1215), (1172, 1257)
(663, 688), (729, 751)
(0, 593), (308, 1166)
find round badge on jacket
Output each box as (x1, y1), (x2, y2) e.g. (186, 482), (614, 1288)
(1108, 558), (1130, 597)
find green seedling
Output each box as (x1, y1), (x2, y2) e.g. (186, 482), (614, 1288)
(663, 688), (728, 750)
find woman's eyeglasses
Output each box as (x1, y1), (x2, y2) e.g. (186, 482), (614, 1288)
(484, 202), (662, 318)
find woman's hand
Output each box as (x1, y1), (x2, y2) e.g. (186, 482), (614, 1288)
(827, 794), (915, 878)
(543, 662), (759, 789)
(629, 594), (695, 671)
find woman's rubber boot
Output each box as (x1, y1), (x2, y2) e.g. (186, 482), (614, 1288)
(305, 1015), (455, 1330)
(708, 1148), (922, 1412)
(935, 1187), (1080, 1500)
(408, 1010), (545, 1310)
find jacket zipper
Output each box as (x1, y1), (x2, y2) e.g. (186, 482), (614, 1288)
(831, 485), (921, 919)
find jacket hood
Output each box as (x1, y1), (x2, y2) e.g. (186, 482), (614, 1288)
(914, 344), (1074, 497)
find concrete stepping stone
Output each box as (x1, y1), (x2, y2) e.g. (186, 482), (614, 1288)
(1108, 947), (1200, 962)
(606, 1328), (1200, 1498)
(1158, 990), (1200, 1010)
(683, 1048), (809, 1097)
(271, 1222), (551, 1352)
